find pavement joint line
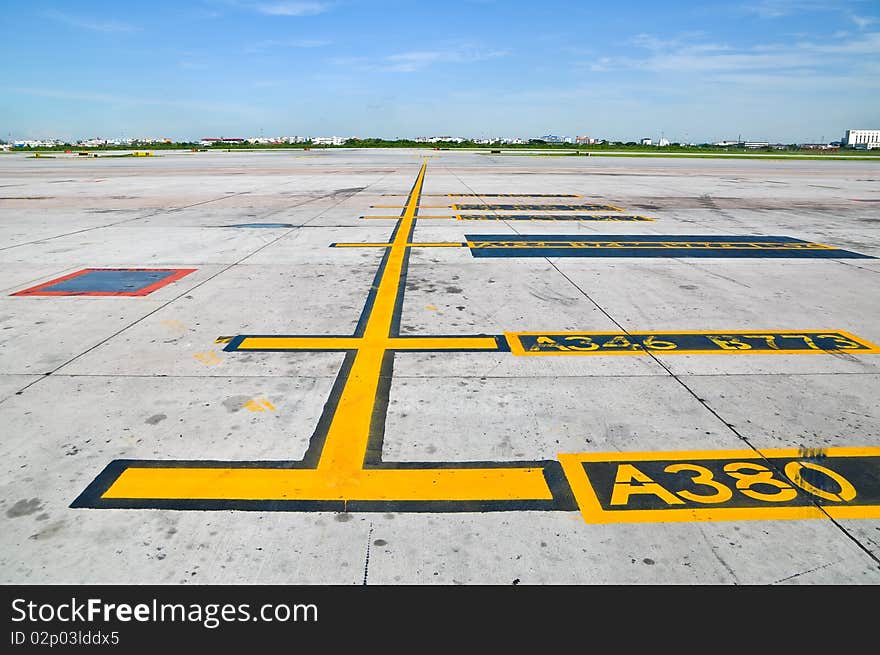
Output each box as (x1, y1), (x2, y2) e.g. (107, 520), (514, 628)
(362, 522), (374, 585)
(0, 189), (257, 252)
(771, 561), (837, 584)
(8, 370), (879, 380)
(0, 171), (334, 252)
(832, 260), (880, 274)
(0, 265), (85, 294)
(1, 172), (392, 405)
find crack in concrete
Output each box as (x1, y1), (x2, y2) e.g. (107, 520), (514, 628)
(362, 522), (374, 586)
(772, 560), (835, 584)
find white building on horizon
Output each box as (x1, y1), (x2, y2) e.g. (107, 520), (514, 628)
(312, 136), (347, 146)
(844, 129), (880, 149)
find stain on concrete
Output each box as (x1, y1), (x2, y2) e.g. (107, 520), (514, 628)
(334, 513), (352, 522)
(6, 498), (43, 518)
(29, 520), (66, 540)
(145, 413), (167, 425)
(222, 396), (252, 413)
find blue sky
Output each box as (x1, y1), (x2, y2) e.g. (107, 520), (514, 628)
(2, 0), (879, 143)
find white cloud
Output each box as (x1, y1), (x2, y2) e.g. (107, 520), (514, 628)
(1, 86), (254, 113)
(589, 31), (880, 76)
(244, 38), (331, 53)
(741, 0), (847, 18)
(851, 14), (877, 30)
(255, 2), (329, 16)
(43, 10), (136, 33)
(383, 48), (509, 72)
(327, 47), (508, 73)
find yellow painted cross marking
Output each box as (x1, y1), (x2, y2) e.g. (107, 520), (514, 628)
(90, 160), (557, 509)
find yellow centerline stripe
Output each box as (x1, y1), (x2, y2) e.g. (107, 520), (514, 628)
(316, 160), (428, 473)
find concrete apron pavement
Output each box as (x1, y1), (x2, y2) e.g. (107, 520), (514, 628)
(0, 149), (878, 584)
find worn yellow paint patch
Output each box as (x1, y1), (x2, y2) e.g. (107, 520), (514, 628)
(243, 398), (275, 412)
(193, 352), (222, 366)
(161, 319), (186, 331)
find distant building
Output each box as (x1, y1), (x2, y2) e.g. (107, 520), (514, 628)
(13, 139), (63, 148)
(200, 138), (245, 146)
(540, 134), (566, 143)
(640, 138), (652, 145)
(740, 141), (770, 149)
(576, 136), (598, 145)
(844, 129), (880, 149)
(416, 136), (465, 143)
(312, 136), (347, 146)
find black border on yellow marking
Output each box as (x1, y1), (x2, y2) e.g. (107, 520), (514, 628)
(456, 214), (654, 222)
(452, 203), (622, 211)
(72, 161), (576, 514)
(465, 234), (875, 259)
(558, 447), (880, 523)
